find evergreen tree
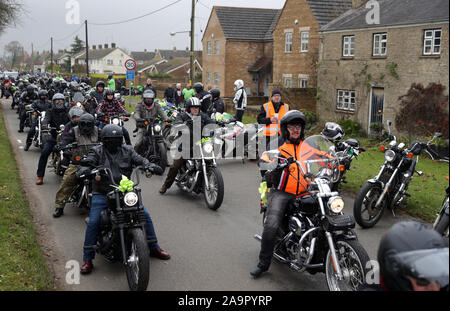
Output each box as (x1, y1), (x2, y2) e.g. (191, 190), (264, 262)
(70, 36), (85, 55)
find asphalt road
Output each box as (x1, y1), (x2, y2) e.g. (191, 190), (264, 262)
(1, 99), (418, 291)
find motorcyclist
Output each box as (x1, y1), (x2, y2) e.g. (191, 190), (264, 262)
(87, 80), (105, 115)
(159, 97), (215, 194)
(193, 82), (212, 115)
(35, 93), (70, 185)
(52, 113), (100, 218)
(210, 88), (225, 114)
(360, 220), (449, 291)
(134, 90), (168, 153)
(233, 79), (247, 122)
(18, 84), (39, 132)
(251, 110), (324, 277)
(24, 89), (52, 151)
(143, 78), (157, 97)
(97, 88), (132, 145)
(63, 106), (85, 137)
(77, 124), (170, 274)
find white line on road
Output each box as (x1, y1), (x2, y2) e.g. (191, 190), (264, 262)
(17, 139), (22, 144)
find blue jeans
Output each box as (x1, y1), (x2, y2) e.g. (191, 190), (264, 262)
(83, 194), (160, 260)
(36, 138), (57, 178)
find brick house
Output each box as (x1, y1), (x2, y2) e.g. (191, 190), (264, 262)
(317, 0), (449, 135)
(272, 0), (352, 92)
(202, 6), (281, 97)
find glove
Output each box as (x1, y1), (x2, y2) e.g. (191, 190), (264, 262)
(76, 167), (91, 179)
(145, 163), (163, 176)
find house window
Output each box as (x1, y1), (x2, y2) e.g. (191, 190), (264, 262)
(285, 32), (293, 53)
(119, 60), (123, 65)
(138, 60), (144, 65)
(283, 75), (292, 88)
(207, 41), (212, 55)
(206, 72), (211, 84)
(214, 41), (219, 55)
(107, 59), (113, 65)
(373, 33), (387, 56)
(214, 72), (219, 85)
(299, 79), (308, 88)
(423, 29), (442, 55)
(343, 35), (355, 57)
(300, 32), (309, 52)
(337, 90), (356, 111)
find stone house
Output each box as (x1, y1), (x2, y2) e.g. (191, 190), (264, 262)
(317, 0), (449, 134)
(202, 6), (281, 97)
(272, 0), (352, 92)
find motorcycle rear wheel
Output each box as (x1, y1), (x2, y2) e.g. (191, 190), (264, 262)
(203, 167), (224, 210)
(353, 182), (386, 228)
(125, 229), (150, 291)
(325, 239), (370, 291)
(434, 214), (449, 237)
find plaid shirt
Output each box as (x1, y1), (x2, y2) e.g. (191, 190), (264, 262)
(97, 99), (127, 116)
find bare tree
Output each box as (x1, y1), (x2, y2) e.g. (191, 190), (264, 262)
(5, 40), (24, 68)
(0, 0), (22, 36)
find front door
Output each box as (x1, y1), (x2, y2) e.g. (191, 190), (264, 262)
(370, 87), (384, 130)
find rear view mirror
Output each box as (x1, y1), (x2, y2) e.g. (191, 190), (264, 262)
(435, 132), (443, 138)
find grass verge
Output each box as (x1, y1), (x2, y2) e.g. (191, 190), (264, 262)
(340, 137), (448, 222)
(0, 107), (54, 290)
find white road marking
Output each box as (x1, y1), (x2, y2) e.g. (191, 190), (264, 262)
(17, 139), (22, 144)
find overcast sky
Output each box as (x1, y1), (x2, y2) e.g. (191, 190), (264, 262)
(0, 0), (286, 56)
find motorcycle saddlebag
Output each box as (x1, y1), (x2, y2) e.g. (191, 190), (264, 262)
(323, 214), (355, 231)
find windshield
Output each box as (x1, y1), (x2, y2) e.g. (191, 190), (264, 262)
(73, 92), (84, 103)
(299, 135), (340, 183)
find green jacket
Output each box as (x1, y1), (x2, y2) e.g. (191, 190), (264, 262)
(182, 88), (195, 100)
(108, 79), (116, 91)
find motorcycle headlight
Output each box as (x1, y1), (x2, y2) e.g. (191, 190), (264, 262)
(124, 192), (138, 207)
(328, 196), (345, 213)
(385, 150), (396, 162)
(172, 111), (178, 118)
(112, 118), (120, 125)
(154, 124), (161, 133)
(203, 142), (213, 154)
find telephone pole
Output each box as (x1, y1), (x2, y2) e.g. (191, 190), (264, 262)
(85, 20), (90, 77)
(50, 37), (54, 73)
(189, 0), (195, 85)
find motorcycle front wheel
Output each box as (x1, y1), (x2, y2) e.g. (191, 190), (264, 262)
(325, 239), (370, 291)
(434, 211), (449, 238)
(353, 182), (386, 228)
(203, 167), (224, 210)
(125, 229), (150, 291)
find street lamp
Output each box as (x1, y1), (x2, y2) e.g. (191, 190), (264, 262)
(170, 30), (195, 84)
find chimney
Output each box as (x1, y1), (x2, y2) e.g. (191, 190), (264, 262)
(58, 49), (63, 54)
(173, 46), (177, 51)
(104, 44), (108, 49)
(98, 45), (102, 49)
(144, 49), (147, 52)
(352, 0), (368, 9)
(92, 45), (96, 49)
(111, 43), (116, 48)
(186, 47), (189, 51)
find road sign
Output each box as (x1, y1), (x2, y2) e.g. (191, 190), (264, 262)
(124, 58), (136, 71)
(126, 70), (135, 81)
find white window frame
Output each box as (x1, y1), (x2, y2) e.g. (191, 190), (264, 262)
(207, 41), (212, 56)
(373, 33), (387, 56)
(337, 90), (356, 111)
(214, 41), (219, 55)
(283, 74), (292, 88)
(214, 72), (219, 85)
(343, 35), (355, 57)
(285, 32), (293, 53)
(107, 59), (113, 65)
(423, 29), (442, 55)
(300, 31), (309, 52)
(206, 72), (211, 85)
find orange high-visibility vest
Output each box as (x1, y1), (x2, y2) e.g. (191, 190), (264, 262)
(263, 102), (289, 137)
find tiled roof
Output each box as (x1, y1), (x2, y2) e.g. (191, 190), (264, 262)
(131, 51), (156, 62)
(215, 6), (281, 41)
(320, 0), (449, 32)
(306, 0), (353, 27)
(158, 49), (202, 60)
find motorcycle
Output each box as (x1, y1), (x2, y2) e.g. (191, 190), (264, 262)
(49, 125), (69, 176)
(30, 110), (51, 149)
(433, 177), (449, 238)
(331, 138), (365, 191)
(162, 105), (183, 148)
(3, 82), (13, 99)
(12, 89), (21, 111)
(77, 164), (157, 291)
(255, 135), (370, 291)
(353, 119), (445, 228)
(134, 117), (168, 174)
(174, 136), (225, 210)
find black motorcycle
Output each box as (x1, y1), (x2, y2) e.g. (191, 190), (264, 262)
(49, 125), (69, 176)
(433, 177), (449, 238)
(255, 135), (370, 291)
(353, 120), (446, 228)
(331, 138), (365, 191)
(77, 165), (159, 291)
(135, 117), (168, 174)
(30, 109), (51, 149)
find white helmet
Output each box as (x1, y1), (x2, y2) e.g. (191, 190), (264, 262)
(234, 79), (244, 91)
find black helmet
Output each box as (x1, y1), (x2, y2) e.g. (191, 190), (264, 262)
(101, 124), (123, 153)
(193, 82), (204, 93)
(210, 88), (220, 100)
(378, 220), (449, 291)
(185, 97), (201, 113)
(26, 85), (35, 94)
(142, 90), (155, 106)
(321, 122), (344, 143)
(108, 74), (113, 80)
(280, 110), (306, 142)
(95, 80), (105, 91)
(79, 113), (95, 136)
(38, 89), (48, 99)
